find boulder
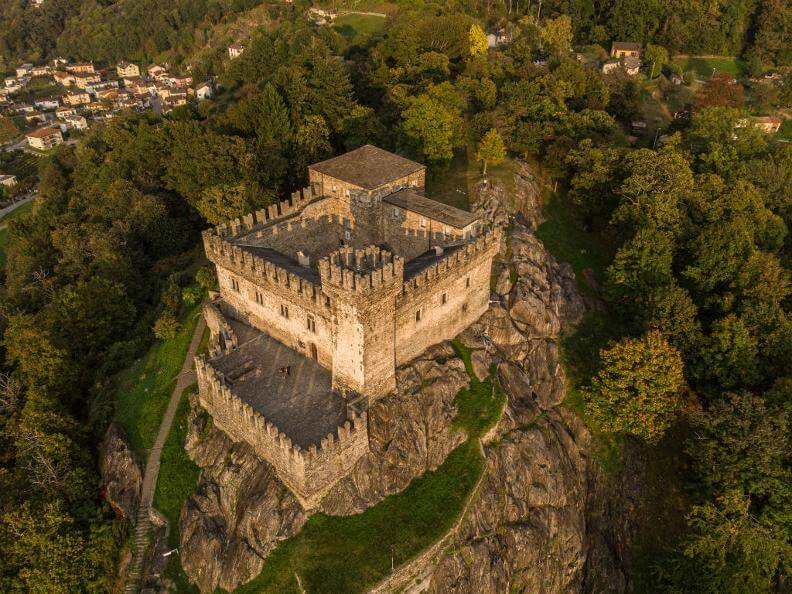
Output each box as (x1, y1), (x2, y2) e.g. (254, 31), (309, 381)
(100, 423), (143, 522)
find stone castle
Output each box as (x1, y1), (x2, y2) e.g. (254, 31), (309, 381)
(195, 145), (500, 507)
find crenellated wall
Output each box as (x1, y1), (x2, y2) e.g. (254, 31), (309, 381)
(204, 231), (335, 367)
(195, 356), (370, 509)
(395, 230), (502, 365)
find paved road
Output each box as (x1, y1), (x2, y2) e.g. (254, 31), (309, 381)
(125, 313), (206, 593)
(0, 193), (36, 221)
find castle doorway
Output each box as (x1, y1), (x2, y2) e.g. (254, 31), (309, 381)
(310, 343), (318, 361)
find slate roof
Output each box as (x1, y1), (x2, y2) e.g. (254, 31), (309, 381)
(611, 41), (641, 52)
(309, 145), (424, 190)
(383, 187), (479, 229)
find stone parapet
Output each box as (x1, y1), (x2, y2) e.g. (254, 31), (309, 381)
(318, 245), (404, 295)
(209, 186), (319, 238)
(203, 232), (331, 311)
(399, 228), (501, 299)
(195, 356), (369, 509)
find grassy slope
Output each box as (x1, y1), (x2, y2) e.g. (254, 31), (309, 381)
(114, 300), (203, 457)
(0, 199), (35, 268)
(234, 343), (504, 594)
(672, 55), (747, 79)
(332, 13), (386, 40)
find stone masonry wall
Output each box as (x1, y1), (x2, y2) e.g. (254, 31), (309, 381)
(195, 357), (370, 509)
(204, 233), (335, 368)
(395, 231), (501, 365)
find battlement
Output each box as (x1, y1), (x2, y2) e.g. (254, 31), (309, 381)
(195, 356), (369, 508)
(203, 231), (330, 310)
(400, 228), (501, 297)
(208, 185), (320, 239)
(318, 245), (404, 294)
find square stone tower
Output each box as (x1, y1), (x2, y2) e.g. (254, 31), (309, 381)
(318, 246), (404, 400)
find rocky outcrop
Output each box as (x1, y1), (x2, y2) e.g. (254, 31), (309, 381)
(100, 423), (143, 522)
(322, 343), (468, 515)
(179, 398), (307, 593)
(429, 410), (590, 593)
(418, 160), (604, 593)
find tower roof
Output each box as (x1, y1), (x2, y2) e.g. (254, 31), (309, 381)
(309, 145), (424, 190)
(383, 188), (479, 229)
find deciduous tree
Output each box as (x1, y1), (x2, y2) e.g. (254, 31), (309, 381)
(584, 330), (685, 441)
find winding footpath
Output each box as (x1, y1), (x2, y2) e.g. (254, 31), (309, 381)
(125, 314), (206, 594)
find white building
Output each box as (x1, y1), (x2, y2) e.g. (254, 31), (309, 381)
(196, 82), (213, 101)
(116, 61), (141, 78)
(228, 44), (245, 59)
(15, 64), (33, 77)
(26, 126), (63, 150)
(0, 174), (17, 187)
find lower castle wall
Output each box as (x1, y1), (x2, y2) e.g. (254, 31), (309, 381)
(217, 266), (333, 369)
(196, 358), (370, 509)
(394, 250), (494, 366)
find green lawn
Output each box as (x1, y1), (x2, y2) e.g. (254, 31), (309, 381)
(777, 119), (792, 142)
(535, 191), (614, 297)
(114, 300), (204, 457)
(0, 199), (35, 268)
(233, 344), (504, 594)
(332, 13), (386, 40)
(153, 382), (202, 594)
(672, 55), (747, 80)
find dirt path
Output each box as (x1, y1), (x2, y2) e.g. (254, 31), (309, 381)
(124, 314), (206, 593)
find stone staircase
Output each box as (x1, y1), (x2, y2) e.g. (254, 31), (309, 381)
(124, 505), (152, 593)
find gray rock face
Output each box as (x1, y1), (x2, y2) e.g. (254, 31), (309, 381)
(430, 411), (590, 593)
(179, 400), (307, 594)
(322, 343), (467, 515)
(100, 422), (142, 522)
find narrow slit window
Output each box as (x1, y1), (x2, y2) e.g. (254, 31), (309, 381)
(280, 304), (289, 318)
(441, 293), (448, 305)
(307, 315), (316, 333)
(415, 309), (421, 323)
(465, 276), (470, 288)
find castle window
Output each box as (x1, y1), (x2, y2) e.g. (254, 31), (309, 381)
(280, 304), (289, 319)
(307, 314), (316, 333)
(441, 292), (448, 305)
(415, 309), (422, 323)
(255, 291), (263, 305)
(344, 230), (350, 241)
(465, 276), (470, 288)
(231, 277), (240, 292)
(420, 217), (427, 228)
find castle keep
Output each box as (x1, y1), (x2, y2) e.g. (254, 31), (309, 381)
(196, 145), (501, 507)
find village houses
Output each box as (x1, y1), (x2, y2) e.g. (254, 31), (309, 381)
(26, 126), (63, 150)
(116, 61), (141, 78)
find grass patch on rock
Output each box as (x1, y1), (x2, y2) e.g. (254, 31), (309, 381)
(114, 300), (203, 457)
(234, 441), (483, 594)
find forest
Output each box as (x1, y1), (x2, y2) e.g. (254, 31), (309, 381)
(0, 0), (790, 70)
(0, 0), (789, 592)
